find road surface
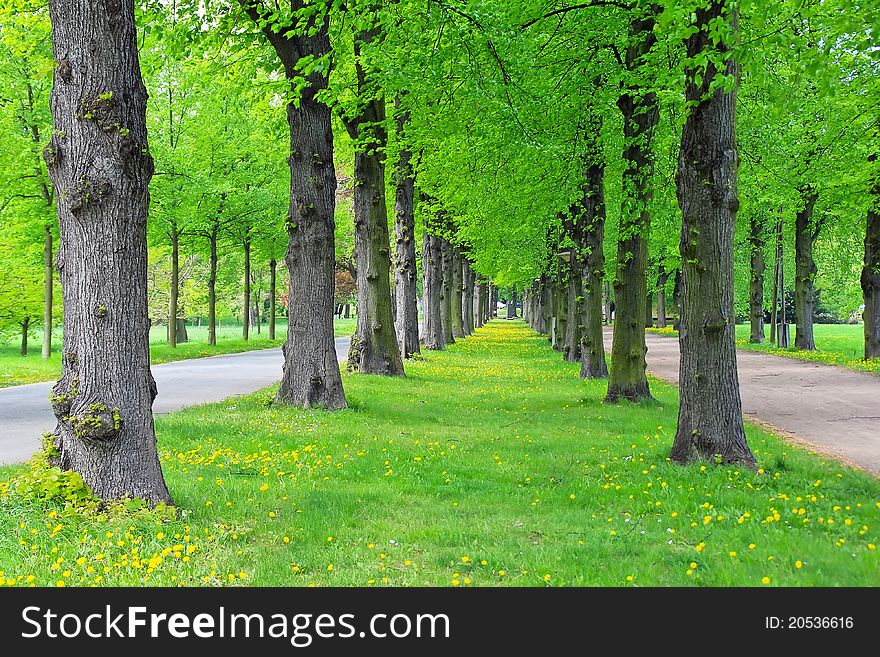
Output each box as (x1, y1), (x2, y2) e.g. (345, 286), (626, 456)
(0, 337), (351, 465)
(603, 328), (880, 475)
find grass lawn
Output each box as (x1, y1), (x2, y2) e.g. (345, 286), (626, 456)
(0, 317), (357, 388)
(649, 324), (878, 375)
(0, 320), (877, 587)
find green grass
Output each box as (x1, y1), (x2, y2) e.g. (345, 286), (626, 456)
(0, 318), (357, 388)
(648, 324), (878, 375)
(0, 320), (877, 587)
(736, 324), (880, 375)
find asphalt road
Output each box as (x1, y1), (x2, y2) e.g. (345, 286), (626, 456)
(603, 328), (880, 475)
(0, 337), (351, 465)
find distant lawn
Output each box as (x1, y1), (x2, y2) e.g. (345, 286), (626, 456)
(648, 324), (877, 375)
(0, 317), (357, 388)
(733, 323), (878, 375)
(0, 320), (876, 587)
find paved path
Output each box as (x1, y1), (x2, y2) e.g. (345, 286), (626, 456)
(0, 337), (351, 465)
(603, 328), (880, 475)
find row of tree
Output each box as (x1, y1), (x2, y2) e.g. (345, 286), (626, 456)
(7, 0), (876, 502)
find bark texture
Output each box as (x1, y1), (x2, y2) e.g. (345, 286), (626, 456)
(670, 0), (755, 467)
(269, 258), (276, 341)
(43, 225), (53, 359)
(462, 258), (475, 334)
(45, 0), (170, 503)
(439, 237), (455, 345)
(207, 225), (218, 346)
(656, 264), (668, 328)
(241, 1), (346, 409)
(421, 232), (444, 349)
(168, 221), (179, 347)
(748, 213), (766, 342)
(794, 187), (819, 351)
(572, 148), (609, 379)
(606, 6), (658, 402)
(392, 99), (420, 358)
(863, 154), (880, 359)
(345, 33), (404, 376)
(451, 248), (465, 338)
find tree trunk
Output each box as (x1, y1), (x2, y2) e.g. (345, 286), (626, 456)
(863, 154), (880, 359)
(392, 99), (420, 358)
(168, 221), (179, 347)
(670, 0), (755, 467)
(240, 7), (348, 409)
(645, 292), (653, 328)
(656, 265), (668, 328)
(462, 258), (475, 335)
(475, 281), (486, 329)
(794, 187), (819, 351)
(748, 213), (766, 342)
(451, 248), (465, 337)
(43, 224), (53, 359)
(535, 277), (547, 333)
(20, 317), (30, 357)
(769, 213), (781, 345)
(242, 237), (250, 341)
(672, 269), (682, 331)
(439, 237), (456, 345)
(45, 0), (170, 503)
(573, 149), (609, 378)
(603, 280), (612, 325)
(422, 232), (444, 349)
(606, 8), (659, 403)
(269, 258), (276, 340)
(554, 268), (567, 352)
(345, 41), (404, 376)
(208, 228), (217, 346)
(563, 262), (580, 361)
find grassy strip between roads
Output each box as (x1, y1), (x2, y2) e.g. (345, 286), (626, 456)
(0, 318), (357, 388)
(0, 320), (877, 587)
(649, 324), (879, 375)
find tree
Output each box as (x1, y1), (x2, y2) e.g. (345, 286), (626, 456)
(240, 0), (346, 409)
(669, 0), (755, 467)
(392, 94), (420, 358)
(606, 1), (660, 403)
(44, 0), (170, 503)
(864, 152), (880, 359)
(342, 11), (404, 376)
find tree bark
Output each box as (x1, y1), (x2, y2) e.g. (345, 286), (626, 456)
(20, 317), (30, 357)
(571, 146), (609, 378)
(794, 187), (819, 351)
(748, 213), (766, 342)
(344, 37), (404, 376)
(452, 248), (465, 337)
(863, 153), (880, 359)
(606, 6), (659, 402)
(534, 277), (547, 333)
(392, 99), (420, 358)
(45, 0), (170, 503)
(475, 281), (486, 329)
(168, 221), (179, 347)
(208, 226), (217, 346)
(656, 264), (668, 328)
(422, 232), (444, 349)
(242, 236), (250, 341)
(43, 224), (53, 359)
(269, 258), (276, 340)
(563, 260), (581, 361)
(239, 5), (348, 409)
(670, 0), (755, 467)
(462, 258), (475, 335)
(439, 237), (456, 345)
